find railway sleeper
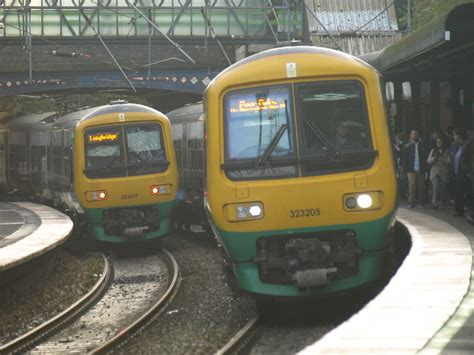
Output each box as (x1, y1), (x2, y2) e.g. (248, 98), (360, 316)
(254, 232), (361, 288)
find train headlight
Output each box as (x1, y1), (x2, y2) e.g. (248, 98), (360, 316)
(357, 194), (373, 208)
(150, 184), (171, 195)
(343, 192), (382, 211)
(86, 190), (108, 202)
(249, 205), (262, 217)
(224, 202), (264, 222)
(236, 206), (249, 219)
(345, 197), (357, 209)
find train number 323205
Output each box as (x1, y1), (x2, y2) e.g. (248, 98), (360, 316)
(289, 208), (321, 218)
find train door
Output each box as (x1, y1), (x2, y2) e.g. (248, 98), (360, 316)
(30, 130), (48, 195)
(187, 121), (204, 198)
(61, 130), (68, 191)
(65, 130), (73, 188)
(7, 130), (29, 192)
(49, 130), (63, 192)
(171, 122), (186, 182)
(0, 130), (6, 195)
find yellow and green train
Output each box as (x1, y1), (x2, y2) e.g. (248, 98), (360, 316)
(0, 101), (178, 243)
(172, 45), (398, 297)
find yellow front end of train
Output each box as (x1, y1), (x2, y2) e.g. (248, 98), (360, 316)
(74, 105), (179, 243)
(204, 47), (397, 296)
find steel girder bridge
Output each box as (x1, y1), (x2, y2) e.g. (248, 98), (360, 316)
(0, 0), (307, 96)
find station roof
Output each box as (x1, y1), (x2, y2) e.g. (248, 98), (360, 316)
(306, 0), (400, 55)
(359, 2), (474, 81)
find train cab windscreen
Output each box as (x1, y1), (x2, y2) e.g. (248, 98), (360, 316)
(85, 123), (168, 178)
(223, 85), (297, 180)
(223, 80), (376, 180)
(296, 80), (375, 176)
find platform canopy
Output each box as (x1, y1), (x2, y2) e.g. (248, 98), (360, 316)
(359, 2), (474, 82)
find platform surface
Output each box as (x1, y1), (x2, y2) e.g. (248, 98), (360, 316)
(0, 202), (73, 272)
(301, 204), (474, 354)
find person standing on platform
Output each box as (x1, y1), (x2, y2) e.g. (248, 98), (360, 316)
(451, 128), (469, 217)
(427, 136), (451, 209)
(394, 132), (408, 199)
(463, 134), (474, 224)
(402, 129), (427, 208)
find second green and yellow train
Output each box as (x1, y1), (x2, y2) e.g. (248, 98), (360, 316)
(0, 101), (178, 243)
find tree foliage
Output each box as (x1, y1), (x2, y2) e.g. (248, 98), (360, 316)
(412, 0), (473, 30)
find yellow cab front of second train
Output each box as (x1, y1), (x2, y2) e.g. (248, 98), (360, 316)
(204, 46), (398, 296)
(74, 103), (179, 243)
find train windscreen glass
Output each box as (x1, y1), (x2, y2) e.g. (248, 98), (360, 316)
(84, 123), (167, 178)
(223, 85), (297, 180)
(296, 80), (375, 175)
(125, 124), (168, 176)
(85, 126), (124, 178)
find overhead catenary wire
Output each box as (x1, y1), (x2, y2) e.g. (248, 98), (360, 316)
(199, 6), (232, 66)
(125, 0), (196, 64)
(79, 8), (137, 92)
(0, 21), (137, 73)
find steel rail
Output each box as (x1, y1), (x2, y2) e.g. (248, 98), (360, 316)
(0, 253), (112, 354)
(91, 248), (180, 354)
(216, 314), (261, 355)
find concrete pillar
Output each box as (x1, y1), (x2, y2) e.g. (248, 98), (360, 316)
(452, 80), (463, 128)
(411, 81), (421, 131)
(430, 80), (440, 129)
(394, 81), (404, 133)
(463, 80), (473, 129)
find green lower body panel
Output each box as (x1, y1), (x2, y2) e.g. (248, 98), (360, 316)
(212, 212), (396, 296)
(234, 252), (384, 297)
(83, 200), (175, 243)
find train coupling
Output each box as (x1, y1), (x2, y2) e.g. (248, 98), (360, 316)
(123, 226), (150, 238)
(254, 231), (360, 287)
(293, 268), (338, 288)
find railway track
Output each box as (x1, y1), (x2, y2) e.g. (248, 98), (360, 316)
(217, 314), (262, 354)
(217, 223), (411, 354)
(1, 249), (179, 354)
(0, 253), (111, 354)
(93, 249), (180, 354)
(216, 294), (377, 355)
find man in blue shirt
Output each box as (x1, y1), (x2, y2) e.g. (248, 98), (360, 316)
(451, 128), (469, 217)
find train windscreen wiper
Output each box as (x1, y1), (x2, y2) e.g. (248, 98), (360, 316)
(221, 156), (297, 170)
(339, 150), (378, 159)
(128, 159), (170, 170)
(254, 123), (288, 167)
(305, 120), (341, 158)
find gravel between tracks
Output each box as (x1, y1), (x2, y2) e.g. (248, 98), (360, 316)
(118, 229), (258, 354)
(0, 249), (104, 345)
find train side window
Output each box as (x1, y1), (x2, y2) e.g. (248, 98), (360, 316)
(7, 131), (27, 185)
(30, 131), (48, 191)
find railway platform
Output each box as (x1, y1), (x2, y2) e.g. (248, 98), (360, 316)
(301, 202), (474, 354)
(0, 202), (73, 273)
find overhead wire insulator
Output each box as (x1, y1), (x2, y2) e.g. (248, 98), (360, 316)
(49, 50), (91, 58)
